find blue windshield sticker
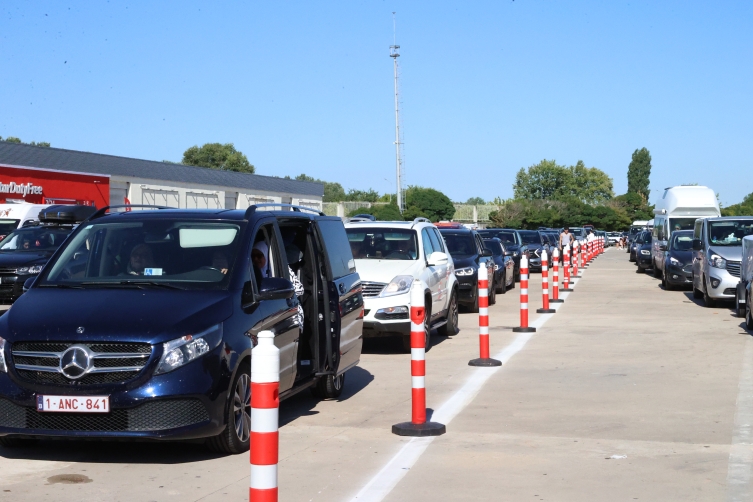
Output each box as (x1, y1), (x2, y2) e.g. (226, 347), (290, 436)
(144, 268), (163, 276)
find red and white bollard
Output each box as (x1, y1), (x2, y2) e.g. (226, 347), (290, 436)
(573, 242), (580, 278)
(537, 250), (556, 313)
(469, 262), (502, 367)
(562, 245), (573, 292)
(551, 248), (564, 302)
(513, 255), (536, 333)
(393, 280), (446, 436)
(250, 331), (279, 502)
(583, 241), (589, 268)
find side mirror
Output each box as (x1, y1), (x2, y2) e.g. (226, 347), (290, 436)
(23, 277), (35, 293)
(427, 251), (448, 267)
(480, 249), (493, 258)
(692, 238), (702, 251)
(257, 277), (295, 302)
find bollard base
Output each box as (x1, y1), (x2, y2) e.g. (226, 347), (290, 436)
(469, 357), (502, 367)
(561, 288), (574, 292)
(550, 299), (564, 303)
(512, 326), (536, 332)
(536, 308), (556, 313)
(392, 421), (446, 437)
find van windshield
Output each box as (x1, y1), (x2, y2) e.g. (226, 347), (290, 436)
(669, 218), (697, 233)
(0, 219), (20, 239)
(39, 219), (243, 289)
(707, 220), (753, 246)
(345, 228), (418, 260)
(0, 226), (73, 253)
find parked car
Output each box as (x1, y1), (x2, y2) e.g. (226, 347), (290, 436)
(483, 237), (514, 294)
(692, 216), (753, 307)
(0, 204), (363, 452)
(344, 218), (458, 351)
(607, 232), (621, 245)
(568, 227), (588, 246)
(438, 225), (495, 312)
(740, 235), (753, 328)
(0, 203), (55, 241)
(595, 230), (609, 248)
(661, 230), (694, 290)
(629, 232), (643, 262)
(477, 228), (522, 281)
(635, 230), (653, 271)
(517, 230), (550, 272)
(0, 205), (95, 304)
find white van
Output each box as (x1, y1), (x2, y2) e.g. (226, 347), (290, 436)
(740, 236), (753, 327)
(651, 186), (720, 277)
(0, 204), (52, 240)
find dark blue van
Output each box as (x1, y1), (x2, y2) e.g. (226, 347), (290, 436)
(0, 204), (363, 453)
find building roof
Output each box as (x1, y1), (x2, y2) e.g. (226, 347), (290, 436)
(0, 141), (324, 198)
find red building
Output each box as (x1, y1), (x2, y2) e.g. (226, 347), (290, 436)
(0, 164), (109, 208)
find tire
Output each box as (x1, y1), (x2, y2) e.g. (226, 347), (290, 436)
(0, 437), (36, 448)
(653, 262), (661, 278)
(488, 278), (497, 305)
(703, 276), (716, 308)
(496, 271), (505, 294)
(746, 298), (753, 331)
(469, 290), (479, 314)
(206, 362), (250, 454)
(438, 290), (459, 336)
(311, 373), (345, 400)
(662, 269), (673, 290)
(402, 303), (432, 352)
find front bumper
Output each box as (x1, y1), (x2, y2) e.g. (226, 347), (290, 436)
(637, 253), (652, 268)
(666, 263), (693, 286)
(0, 344), (228, 440)
(456, 277), (478, 305)
(361, 294), (411, 338)
(707, 268), (739, 300)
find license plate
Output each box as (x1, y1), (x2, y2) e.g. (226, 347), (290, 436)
(37, 395), (110, 413)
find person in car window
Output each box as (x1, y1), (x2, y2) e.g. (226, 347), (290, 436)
(251, 240), (269, 286)
(127, 244), (155, 275)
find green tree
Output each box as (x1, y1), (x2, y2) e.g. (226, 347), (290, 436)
(288, 174), (345, 202)
(182, 143), (255, 174)
(404, 186), (455, 222)
(465, 196), (486, 205)
(722, 191), (753, 216)
(513, 160), (572, 200)
(1, 136), (50, 147)
(613, 192), (653, 221)
(344, 188), (380, 203)
(348, 204), (403, 221)
(569, 160), (614, 203)
(627, 147), (652, 201)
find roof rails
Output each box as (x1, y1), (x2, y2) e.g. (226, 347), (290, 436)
(88, 205), (171, 221)
(411, 217), (431, 228)
(244, 203), (325, 220)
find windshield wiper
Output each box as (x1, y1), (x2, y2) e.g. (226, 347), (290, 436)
(38, 283), (85, 289)
(123, 281), (185, 290)
(80, 280), (185, 290)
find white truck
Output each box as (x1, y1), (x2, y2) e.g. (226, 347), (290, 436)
(651, 186), (720, 278)
(0, 203), (52, 240)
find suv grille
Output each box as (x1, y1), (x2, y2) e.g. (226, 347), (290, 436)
(0, 267), (18, 274)
(11, 342), (152, 386)
(361, 282), (387, 298)
(727, 261), (741, 278)
(0, 398), (209, 432)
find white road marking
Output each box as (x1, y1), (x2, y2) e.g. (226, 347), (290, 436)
(726, 337), (753, 501)
(348, 295), (567, 502)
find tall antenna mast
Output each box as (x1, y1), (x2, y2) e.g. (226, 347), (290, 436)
(390, 12), (405, 213)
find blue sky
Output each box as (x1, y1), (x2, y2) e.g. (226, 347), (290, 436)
(2, 0), (751, 205)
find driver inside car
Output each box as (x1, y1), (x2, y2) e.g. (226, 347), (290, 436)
(127, 243), (156, 275)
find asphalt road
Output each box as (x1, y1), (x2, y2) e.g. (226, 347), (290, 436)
(1, 248), (751, 502)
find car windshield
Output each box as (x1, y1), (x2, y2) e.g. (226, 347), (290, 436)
(39, 218), (244, 290)
(484, 239), (503, 255)
(669, 218), (697, 233)
(629, 227), (642, 236)
(0, 226), (73, 253)
(569, 228), (586, 239)
(0, 219), (20, 239)
(479, 230), (516, 246)
(346, 228), (418, 260)
(441, 233), (476, 257)
(671, 232), (694, 251)
(519, 231), (541, 245)
(641, 231), (652, 244)
(707, 220), (753, 246)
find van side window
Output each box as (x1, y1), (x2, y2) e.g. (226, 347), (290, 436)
(694, 220), (703, 240)
(317, 219), (355, 280)
(421, 229), (434, 259)
(251, 224), (282, 287)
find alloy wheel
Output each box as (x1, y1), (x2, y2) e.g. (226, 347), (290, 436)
(233, 373), (251, 442)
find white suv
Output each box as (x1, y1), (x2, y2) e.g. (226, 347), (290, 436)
(344, 218), (459, 351)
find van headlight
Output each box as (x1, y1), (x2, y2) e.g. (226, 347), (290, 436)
(15, 265), (43, 275)
(379, 275), (413, 297)
(709, 254), (726, 269)
(155, 324), (223, 375)
(0, 337), (6, 373)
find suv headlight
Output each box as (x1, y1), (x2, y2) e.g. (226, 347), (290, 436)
(640, 249), (650, 255)
(709, 253), (726, 269)
(15, 265), (43, 275)
(669, 257), (683, 266)
(379, 275), (413, 297)
(0, 337), (6, 373)
(455, 266), (475, 276)
(155, 324), (223, 375)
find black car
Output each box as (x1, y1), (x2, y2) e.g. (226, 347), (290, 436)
(629, 233), (643, 262)
(483, 237), (514, 294)
(661, 230), (694, 289)
(439, 226), (495, 311)
(636, 230), (653, 271)
(0, 205), (96, 304)
(517, 230), (550, 272)
(0, 204), (363, 453)
(477, 228), (522, 280)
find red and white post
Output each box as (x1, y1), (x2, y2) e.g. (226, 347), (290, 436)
(250, 331), (279, 502)
(582, 241), (588, 268)
(392, 280), (446, 436)
(469, 262), (502, 367)
(573, 242), (580, 278)
(551, 247), (564, 302)
(562, 245), (573, 291)
(513, 255), (536, 333)
(537, 250), (556, 313)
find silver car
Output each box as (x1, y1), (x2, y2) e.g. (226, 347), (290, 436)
(692, 216), (753, 307)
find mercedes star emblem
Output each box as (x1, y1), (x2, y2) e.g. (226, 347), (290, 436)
(59, 346), (91, 380)
(76, 326), (85, 334)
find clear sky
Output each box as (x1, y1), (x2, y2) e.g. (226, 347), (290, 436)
(2, 0), (751, 206)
